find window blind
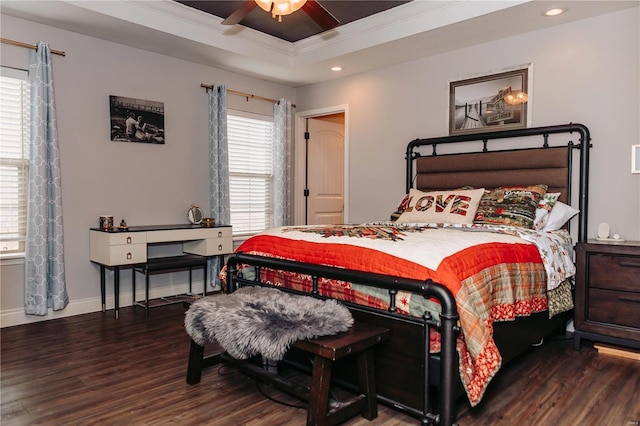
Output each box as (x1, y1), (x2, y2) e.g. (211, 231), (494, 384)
(0, 68), (30, 254)
(228, 113), (274, 236)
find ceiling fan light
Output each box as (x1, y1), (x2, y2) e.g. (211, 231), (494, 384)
(276, 3), (291, 14)
(256, 0), (307, 18)
(256, 0), (272, 12)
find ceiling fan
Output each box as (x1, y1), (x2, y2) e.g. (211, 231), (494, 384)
(222, 0), (340, 31)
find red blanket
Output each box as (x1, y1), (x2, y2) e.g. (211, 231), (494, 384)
(232, 224), (548, 405)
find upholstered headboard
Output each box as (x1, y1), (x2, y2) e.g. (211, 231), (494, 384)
(414, 147), (571, 203)
(405, 123), (591, 241)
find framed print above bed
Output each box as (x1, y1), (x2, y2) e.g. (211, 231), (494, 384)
(449, 64), (532, 136)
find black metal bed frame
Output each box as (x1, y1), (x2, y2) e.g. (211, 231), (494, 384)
(222, 123), (591, 426)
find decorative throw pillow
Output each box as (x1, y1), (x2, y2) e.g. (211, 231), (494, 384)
(541, 201), (580, 232)
(534, 192), (561, 230)
(474, 184), (548, 229)
(396, 188), (485, 224)
(390, 193), (411, 221)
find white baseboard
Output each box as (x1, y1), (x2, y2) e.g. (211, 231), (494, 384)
(0, 282), (196, 328)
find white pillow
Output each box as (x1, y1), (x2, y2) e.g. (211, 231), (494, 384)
(541, 201), (580, 231)
(396, 188), (485, 225)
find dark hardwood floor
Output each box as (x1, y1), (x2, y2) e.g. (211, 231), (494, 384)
(2, 304), (639, 425)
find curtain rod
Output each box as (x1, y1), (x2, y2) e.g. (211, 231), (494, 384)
(1, 38), (66, 56)
(200, 83), (295, 108)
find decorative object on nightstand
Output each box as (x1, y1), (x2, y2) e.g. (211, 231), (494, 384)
(574, 240), (640, 351)
(187, 203), (203, 225)
(595, 222), (626, 242)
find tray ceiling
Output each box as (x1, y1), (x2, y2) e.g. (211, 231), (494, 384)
(1, 1), (636, 86)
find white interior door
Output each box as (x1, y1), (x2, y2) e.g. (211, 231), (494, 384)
(307, 117), (344, 225)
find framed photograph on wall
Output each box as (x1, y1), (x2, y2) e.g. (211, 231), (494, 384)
(632, 144), (640, 174)
(109, 95), (165, 144)
(448, 64), (532, 136)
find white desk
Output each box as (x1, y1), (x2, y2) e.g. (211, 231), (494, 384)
(90, 224), (233, 318)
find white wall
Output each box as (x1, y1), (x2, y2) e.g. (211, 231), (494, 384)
(295, 8), (640, 241)
(0, 15), (295, 325)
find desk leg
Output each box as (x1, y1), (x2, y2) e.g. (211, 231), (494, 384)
(203, 262), (208, 297)
(100, 265), (106, 313)
(114, 266), (120, 320)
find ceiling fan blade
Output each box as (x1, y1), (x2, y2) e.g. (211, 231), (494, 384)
(302, 0), (340, 31)
(222, 0), (258, 25)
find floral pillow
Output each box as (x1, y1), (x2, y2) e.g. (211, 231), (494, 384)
(534, 192), (561, 230)
(395, 188), (485, 224)
(474, 184), (548, 229)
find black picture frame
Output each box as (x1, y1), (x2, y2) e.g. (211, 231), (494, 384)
(109, 95), (165, 144)
(449, 65), (531, 136)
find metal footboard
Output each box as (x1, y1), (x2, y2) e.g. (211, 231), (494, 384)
(226, 252), (460, 426)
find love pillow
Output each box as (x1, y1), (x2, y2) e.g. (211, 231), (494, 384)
(396, 188), (485, 224)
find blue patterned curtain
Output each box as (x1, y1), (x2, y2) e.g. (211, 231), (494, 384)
(272, 98), (292, 227)
(208, 85), (229, 290)
(25, 42), (68, 315)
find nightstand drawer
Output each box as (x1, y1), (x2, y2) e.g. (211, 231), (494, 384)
(588, 288), (640, 329)
(587, 253), (640, 292)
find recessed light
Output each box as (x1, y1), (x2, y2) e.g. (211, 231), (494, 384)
(331, 66), (342, 72)
(544, 8), (566, 17)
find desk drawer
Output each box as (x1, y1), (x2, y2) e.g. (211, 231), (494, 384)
(106, 232), (147, 246)
(146, 226), (232, 243)
(91, 243), (147, 266)
(90, 230), (147, 247)
(183, 237), (233, 256)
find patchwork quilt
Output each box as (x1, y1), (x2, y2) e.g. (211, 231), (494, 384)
(230, 222), (574, 405)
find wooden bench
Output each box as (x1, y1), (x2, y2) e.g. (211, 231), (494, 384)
(186, 321), (389, 426)
(132, 254), (207, 315)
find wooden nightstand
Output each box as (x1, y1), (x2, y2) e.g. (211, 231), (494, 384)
(574, 240), (640, 350)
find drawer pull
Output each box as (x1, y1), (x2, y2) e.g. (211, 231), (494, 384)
(126, 236), (132, 244)
(126, 252), (132, 260)
(218, 244), (223, 251)
(218, 231), (222, 237)
(619, 260), (640, 268)
(619, 295), (640, 304)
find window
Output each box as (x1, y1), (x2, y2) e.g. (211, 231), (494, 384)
(0, 67), (30, 255)
(227, 112), (274, 236)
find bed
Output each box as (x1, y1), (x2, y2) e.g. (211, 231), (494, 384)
(221, 123), (591, 426)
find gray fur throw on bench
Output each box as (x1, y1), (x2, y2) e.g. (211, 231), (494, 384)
(184, 286), (354, 361)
